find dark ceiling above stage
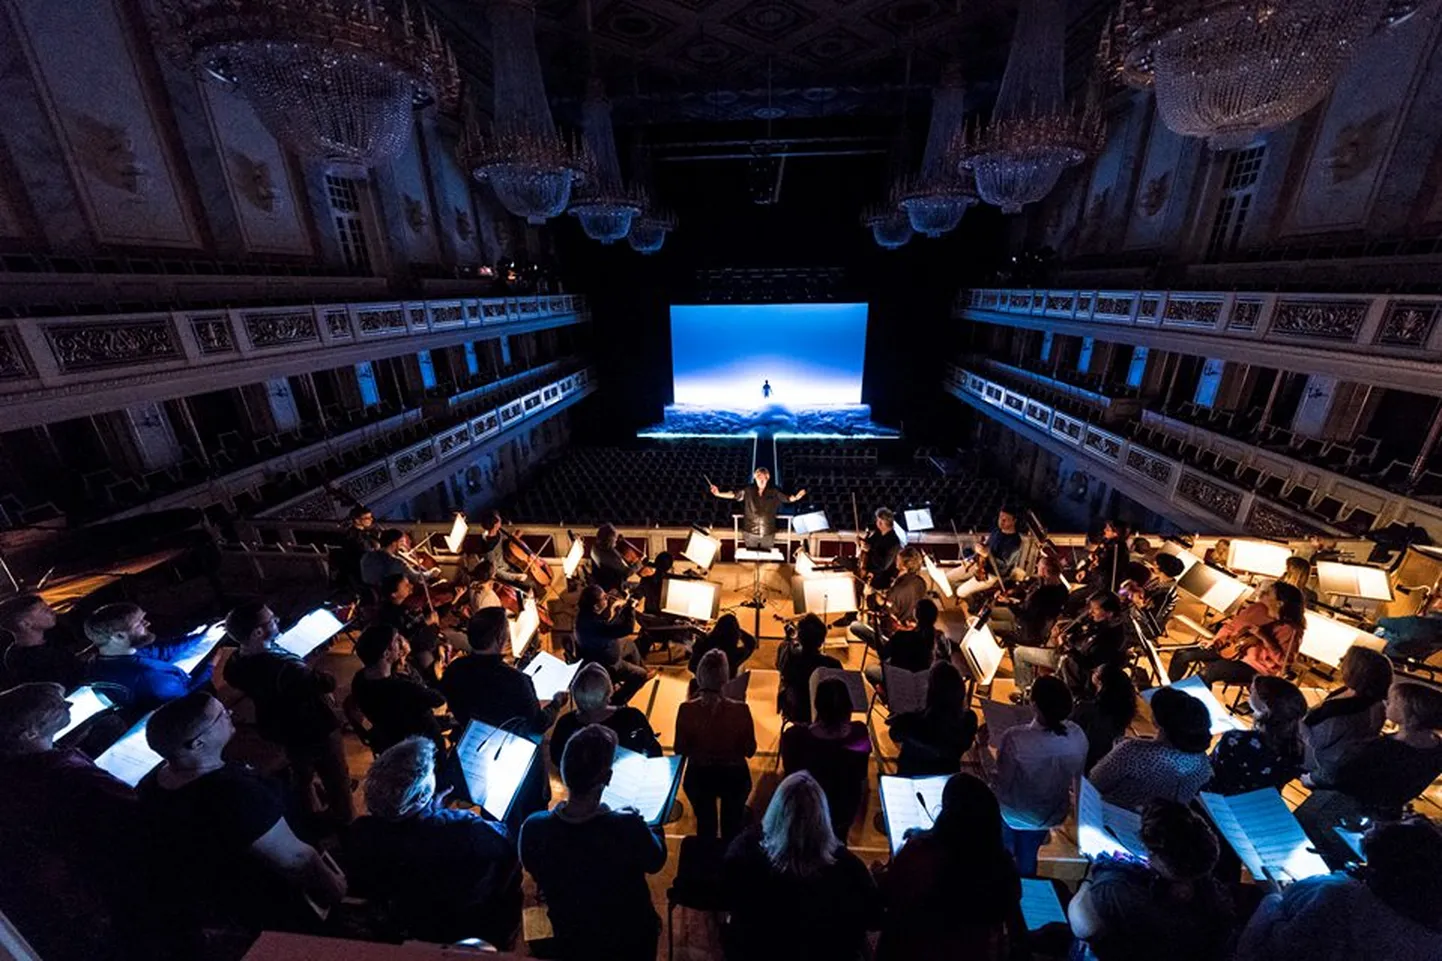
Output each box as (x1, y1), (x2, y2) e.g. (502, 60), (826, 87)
(427, 0), (1112, 126)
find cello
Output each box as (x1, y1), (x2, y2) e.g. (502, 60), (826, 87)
(502, 528), (555, 591)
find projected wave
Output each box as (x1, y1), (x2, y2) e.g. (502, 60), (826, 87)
(670, 303), (867, 408)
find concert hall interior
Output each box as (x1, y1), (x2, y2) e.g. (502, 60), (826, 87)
(5, 1), (1442, 960)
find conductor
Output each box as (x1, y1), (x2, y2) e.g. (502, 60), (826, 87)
(709, 467), (806, 550)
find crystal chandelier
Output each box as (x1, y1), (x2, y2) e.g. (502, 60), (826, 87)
(958, 0), (1102, 214)
(864, 203), (914, 250)
(570, 82), (646, 244)
(151, 0), (459, 165)
(460, 0), (586, 223)
(627, 207), (677, 255)
(1108, 1), (1420, 150)
(898, 68), (975, 237)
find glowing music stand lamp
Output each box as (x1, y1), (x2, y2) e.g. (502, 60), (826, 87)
(660, 578), (721, 621)
(1315, 561), (1394, 603)
(682, 527), (721, 572)
(561, 537), (585, 580)
(443, 513), (469, 554)
(1228, 540), (1292, 578)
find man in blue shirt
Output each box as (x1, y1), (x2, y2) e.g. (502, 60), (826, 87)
(1376, 592), (1442, 662)
(85, 603), (211, 712)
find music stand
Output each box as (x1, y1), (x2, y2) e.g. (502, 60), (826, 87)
(923, 552), (954, 599)
(442, 513), (469, 555)
(681, 527), (722, 572)
(661, 577), (721, 621)
(903, 507), (934, 532)
(454, 720), (540, 822)
(789, 573), (858, 623)
(562, 536), (585, 580)
(1300, 610), (1386, 669)
(56, 686), (115, 742)
(1227, 539), (1292, 578)
(791, 510), (830, 535)
(94, 711), (163, 787)
(1177, 562), (1253, 615)
(960, 618), (1004, 691)
(736, 545), (786, 640)
(1315, 561), (1393, 603)
(509, 597), (541, 658)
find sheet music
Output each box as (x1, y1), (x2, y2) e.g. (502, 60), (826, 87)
(810, 668), (868, 714)
(523, 651), (580, 703)
(735, 548), (784, 562)
(1178, 563), (1252, 613)
(1019, 878), (1068, 930)
(509, 598), (541, 658)
(56, 686), (114, 741)
(275, 609), (344, 659)
(602, 748), (682, 825)
(1142, 676), (1243, 735)
(1198, 789), (1329, 883)
(922, 553), (954, 598)
(93, 713), (163, 787)
(884, 666), (929, 716)
(660, 578), (720, 620)
(1077, 777), (1146, 859)
(443, 515), (469, 555)
(962, 621), (1004, 686)
(878, 774), (949, 855)
(979, 699), (1033, 741)
(455, 720), (539, 821)
(170, 621), (228, 675)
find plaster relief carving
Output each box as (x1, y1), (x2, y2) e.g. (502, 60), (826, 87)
(1325, 111), (1390, 185)
(404, 195), (429, 232)
(74, 116), (149, 196)
(1139, 171), (1170, 217)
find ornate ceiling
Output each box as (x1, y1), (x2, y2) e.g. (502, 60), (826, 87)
(427, 0), (1040, 123)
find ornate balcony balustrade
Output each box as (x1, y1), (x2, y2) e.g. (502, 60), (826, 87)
(959, 288), (1442, 395)
(946, 364), (1442, 542)
(0, 293), (588, 429)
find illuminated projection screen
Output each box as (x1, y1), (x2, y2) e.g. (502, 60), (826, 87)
(670, 303), (868, 407)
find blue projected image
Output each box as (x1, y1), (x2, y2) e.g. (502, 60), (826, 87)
(670, 303), (868, 407)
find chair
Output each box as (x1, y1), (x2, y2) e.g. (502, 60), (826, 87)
(665, 836), (730, 961)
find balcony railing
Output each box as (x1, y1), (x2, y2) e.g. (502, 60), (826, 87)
(946, 364), (1442, 542)
(0, 293), (585, 399)
(960, 287), (1442, 359)
(91, 359), (575, 524)
(258, 367), (596, 521)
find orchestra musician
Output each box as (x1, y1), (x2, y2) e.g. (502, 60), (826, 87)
(1167, 582), (1306, 689)
(1010, 592), (1126, 700)
(849, 546), (927, 650)
(574, 585), (652, 704)
(337, 505), (380, 589)
(590, 524), (641, 594)
(947, 506), (1024, 604)
(375, 574), (468, 684)
(1076, 519), (1131, 593)
(708, 467), (807, 550)
(462, 509), (533, 593)
(857, 508), (903, 591)
(465, 559), (506, 613)
(989, 554), (1070, 650)
(361, 529), (437, 590)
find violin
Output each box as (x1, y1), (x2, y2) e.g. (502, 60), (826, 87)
(398, 546), (457, 609)
(619, 537), (656, 578)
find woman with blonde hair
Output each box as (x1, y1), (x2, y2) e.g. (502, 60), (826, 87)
(721, 771), (879, 960)
(675, 648), (756, 840)
(546, 662), (659, 768)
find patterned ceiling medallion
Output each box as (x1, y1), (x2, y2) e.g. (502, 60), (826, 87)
(724, 0), (817, 42)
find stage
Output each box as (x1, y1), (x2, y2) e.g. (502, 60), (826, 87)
(636, 402), (901, 440)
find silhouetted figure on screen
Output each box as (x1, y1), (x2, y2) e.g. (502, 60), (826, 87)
(762, 380), (772, 399)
